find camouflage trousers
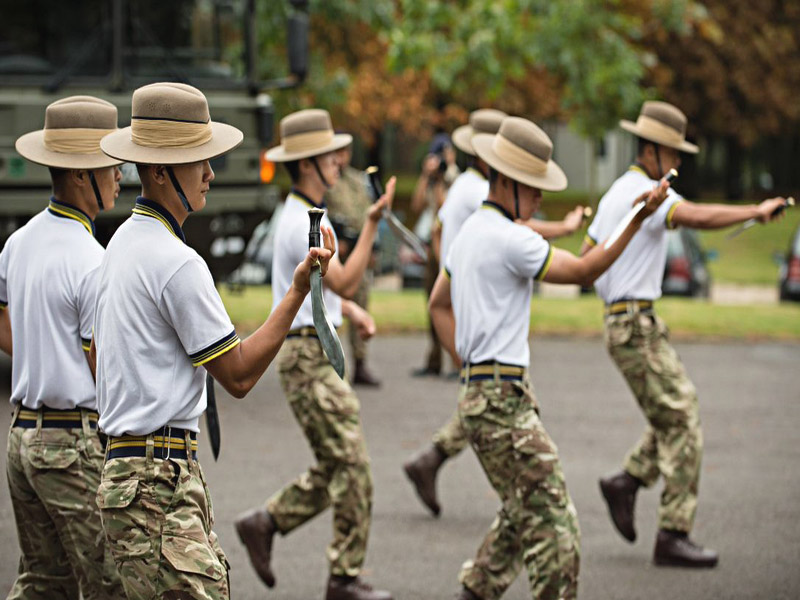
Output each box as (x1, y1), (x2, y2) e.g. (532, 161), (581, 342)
(347, 276), (371, 362)
(457, 378), (580, 600)
(96, 436), (230, 600)
(6, 408), (123, 600)
(605, 311), (702, 532)
(267, 337), (373, 577)
(432, 409), (469, 458)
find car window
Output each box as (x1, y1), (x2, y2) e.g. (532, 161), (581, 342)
(793, 230), (800, 256)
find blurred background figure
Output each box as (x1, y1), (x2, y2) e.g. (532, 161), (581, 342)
(411, 133), (460, 378)
(325, 140), (382, 386)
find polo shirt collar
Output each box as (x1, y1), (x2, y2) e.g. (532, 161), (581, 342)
(47, 197), (95, 237)
(289, 187), (325, 210)
(629, 163), (651, 178)
(132, 197), (186, 243)
(481, 200), (514, 221)
(467, 166), (487, 181)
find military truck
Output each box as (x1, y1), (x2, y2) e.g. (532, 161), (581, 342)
(0, 0), (308, 279)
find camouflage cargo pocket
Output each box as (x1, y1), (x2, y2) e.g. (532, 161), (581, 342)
(27, 440), (79, 470)
(97, 477), (153, 558)
(605, 316), (633, 348)
(459, 387), (488, 418)
(160, 530), (225, 581)
(511, 426), (568, 509)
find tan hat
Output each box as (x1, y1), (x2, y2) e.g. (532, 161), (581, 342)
(100, 82), (243, 165)
(620, 101), (698, 154)
(472, 117), (567, 192)
(265, 109), (352, 162)
(15, 96), (122, 170)
(452, 109), (508, 156)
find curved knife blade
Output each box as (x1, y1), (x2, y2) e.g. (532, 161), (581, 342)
(366, 166), (428, 261)
(310, 264), (346, 379)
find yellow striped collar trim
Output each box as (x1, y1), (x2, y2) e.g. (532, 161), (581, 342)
(132, 197), (185, 242)
(628, 164), (650, 178)
(481, 201), (513, 221)
(467, 167), (487, 181)
(47, 198), (95, 237)
(289, 189), (325, 210)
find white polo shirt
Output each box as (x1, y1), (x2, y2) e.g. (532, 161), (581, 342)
(438, 167), (489, 264)
(586, 165), (683, 304)
(94, 198), (239, 436)
(271, 190), (341, 329)
(0, 199), (103, 410)
(445, 202), (553, 367)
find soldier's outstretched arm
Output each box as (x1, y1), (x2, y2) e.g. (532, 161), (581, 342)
(521, 205), (587, 241)
(324, 176), (396, 299)
(0, 307), (11, 356)
(342, 299), (376, 340)
(671, 197), (788, 230)
(429, 270), (460, 366)
(544, 181), (669, 287)
(205, 230), (334, 399)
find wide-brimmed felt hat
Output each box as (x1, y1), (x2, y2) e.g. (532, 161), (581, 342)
(101, 82), (243, 165)
(266, 109), (352, 162)
(452, 108), (508, 156)
(472, 117), (567, 192)
(620, 101), (698, 154)
(15, 96), (122, 170)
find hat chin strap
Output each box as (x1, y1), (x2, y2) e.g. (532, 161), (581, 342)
(88, 171), (104, 211)
(166, 166), (193, 213)
(311, 157), (331, 190)
(655, 145), (665, 179)
(513, 180), (520, 221)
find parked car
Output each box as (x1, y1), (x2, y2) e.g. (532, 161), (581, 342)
(778, 224), (800, 302)
(662, 228), (713, 298)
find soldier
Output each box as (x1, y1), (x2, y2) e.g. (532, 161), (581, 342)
(404, 108), (589, 517)
(584, 101), (788, 567)
(429, 116), (670, 599)
(0, 96), (124, 600)
(325, 139), (381, 386)
(93, 82), (334, 600)
(234, 109), (395, 600)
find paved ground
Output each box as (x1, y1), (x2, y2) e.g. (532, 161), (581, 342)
(0, 335), (798, 599)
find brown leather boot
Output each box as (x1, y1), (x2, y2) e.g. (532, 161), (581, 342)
(325, 575), (393, 600)
(234, 508), (278, 587)
(453, 586), (483, 599)
(599, 470), (641, 542)
(654, 530), (719, 568)
(353, 359), (381, 387)
(403, 443), (447, 516)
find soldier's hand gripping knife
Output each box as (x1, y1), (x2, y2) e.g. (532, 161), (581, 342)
(368, 166), (428, 260)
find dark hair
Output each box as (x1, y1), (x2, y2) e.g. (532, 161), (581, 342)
(488, 166), (500, 189)
(48, 167), (69, 189)
(637, 137), (655, 158)
(283, 160), (301, 183)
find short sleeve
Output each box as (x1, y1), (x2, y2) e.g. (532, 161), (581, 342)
(505, 227), (553, 281)
(0, 243), (8, 308)
(77, 267), (100, 350)
(160, 257), (239, 367)
(645, 188), (683, 232)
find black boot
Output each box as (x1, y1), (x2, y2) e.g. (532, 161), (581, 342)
(234, 508), (278, 587)
(654, 530), (719, 568)
(353, 359), (381, 387)
(403, 444), (448, 516)
(326, 575), (393, 600)
(599, 470), (641, 542)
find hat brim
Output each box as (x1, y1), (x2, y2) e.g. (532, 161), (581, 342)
(265, 133), (352, 163)
(451, 125), (476, 156)
(472, 134), (568, 192)
(619, 120), (699, 154)
(100, 121), (244, 165)
(15, 130), (122, 169)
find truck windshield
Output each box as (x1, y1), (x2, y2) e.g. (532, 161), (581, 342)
(0, 0), (248, 85)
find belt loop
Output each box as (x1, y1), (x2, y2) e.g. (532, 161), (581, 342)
(185, 429), (195, 473)
(10, 403), (20, 427)
(626, 300), (635, 317)
(164, 425), (172, 462)
(463, 360), (471, 392)
(80, 408), (91, 439)
(493, 362), (500, 386)
(145, 433), (155, 482)
(35, 408), (43, 434)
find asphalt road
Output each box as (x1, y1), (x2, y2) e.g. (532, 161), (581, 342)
(0, 335), (798, 599)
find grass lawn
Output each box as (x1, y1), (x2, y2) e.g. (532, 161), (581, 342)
(220, 286), (800, 342)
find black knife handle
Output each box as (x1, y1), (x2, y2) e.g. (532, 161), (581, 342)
(664, 168), (678, 184)
(366, 166), (384, 201)
(773, 197), (795, 217)
(308, 208), (324, 249)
